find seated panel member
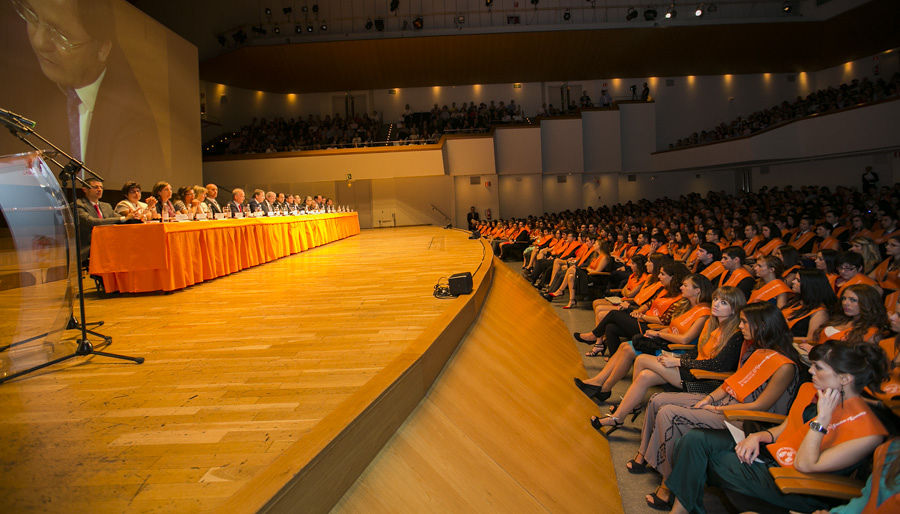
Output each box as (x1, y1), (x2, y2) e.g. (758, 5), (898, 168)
(75, 177), (137, 260)
(204, 183), (223, 214)
(228, 188), (247, 215)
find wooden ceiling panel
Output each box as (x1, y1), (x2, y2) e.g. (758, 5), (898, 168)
(198, 0), (900, 93)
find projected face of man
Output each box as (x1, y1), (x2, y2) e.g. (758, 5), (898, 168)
(20, 0), (111, 89)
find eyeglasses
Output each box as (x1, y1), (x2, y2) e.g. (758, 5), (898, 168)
(838, 264), (858, 271)
(11, 0), (91, 52)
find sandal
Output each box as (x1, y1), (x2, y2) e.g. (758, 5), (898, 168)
(608, 401), (645, 422)
(645, 489), (674, 511)
(625, 455), (649, 474)
(584, 343), (605, 357)
(590, 415), (623, 437)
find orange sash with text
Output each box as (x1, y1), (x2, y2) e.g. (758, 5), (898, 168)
(722, 349), (794, 402)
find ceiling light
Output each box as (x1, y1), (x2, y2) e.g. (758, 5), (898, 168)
(413, 16), (424, 29)
(644, 8), (657, 20)
(273, 24), (280, 34)
(307, 24), (313, 32)
(320, 22), (327, 31)
(312, 4), (319, 14)
(563, 9), (571, 21)
(665, 6), (677, 19)
(626, 7), (638, 21)
(694, 4), (703, 17)
(295, 24), (302, 33)
(264, 7), (271, 16)
(783, 1), (792, 14)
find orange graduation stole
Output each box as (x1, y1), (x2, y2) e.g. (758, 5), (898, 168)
(813, 236), (839, 252)
(668, 304), (710, 335)
(754, 238), (783, 258)
(646, 293), (683, 317)
(869, 337), (900, 403)
(696, 322), (722, 360)
(861, 440), (900, 514)
(788, 230), (815, 250)
(836, 272), (877, 297)
(781, 305), (825, 330)
(633, 281), (664, 306)
(719, 267), (753, 288)
(742, 236), (762, 256)
(722, 349), (794, 402)
(872, 258), (900, 291)
(699, 261), (725, 281)
(767, 383), (887, 468)
(748, 279), (792, 304)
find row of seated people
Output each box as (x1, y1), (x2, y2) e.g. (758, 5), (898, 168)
(204, 114), (383, 155)
(670, 74), (900, 149)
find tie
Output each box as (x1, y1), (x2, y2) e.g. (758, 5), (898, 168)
(66, 89), (82, 160)
(94, 203), (102, 218)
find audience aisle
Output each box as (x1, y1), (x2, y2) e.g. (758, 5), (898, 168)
(502, 260), (732, 514)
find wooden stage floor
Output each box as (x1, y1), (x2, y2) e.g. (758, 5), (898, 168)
(0, 226), (484, 512)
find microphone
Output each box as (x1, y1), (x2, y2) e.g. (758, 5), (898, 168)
(0, 108), (37, 129)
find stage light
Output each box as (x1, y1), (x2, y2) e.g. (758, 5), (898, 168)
(375, 18), (385, 31)
(665, 5), (677, 18)
(782, 1), (792, 14)
(365, 18), (373, 30)
(264, 7), (271, 16)
(295, 24), (302, 33)
(644, 8), (657, 20)
(563, 9), (571, 21)
(320, 22), (327, 31)
(390, 0), (400, 12)
(283, 7), (292, 15)
(413, 16), (423, 29)
(307, 24), (313, 32)
(273, 24), (280, 34)
(694, 4), (703, 17)
(301, 6), (308, 13)
(626, 7), (638, 21)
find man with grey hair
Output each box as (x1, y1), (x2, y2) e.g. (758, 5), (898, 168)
(227, 188), (245, 214)
(261, 191), (276, 214)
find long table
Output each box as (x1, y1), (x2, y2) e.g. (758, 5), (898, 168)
(89, 212), (360, 293)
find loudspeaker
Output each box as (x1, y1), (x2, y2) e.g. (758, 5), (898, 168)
(448, 272), (473, 296)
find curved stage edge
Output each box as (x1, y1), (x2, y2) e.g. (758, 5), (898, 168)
(227, 237), (496, 513)
(330, 260), (623, 512)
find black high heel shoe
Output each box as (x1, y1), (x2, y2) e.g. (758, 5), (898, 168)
(573, 332), (597, 344)
(590, 415), (624, 437)
(573, 378), (611, 402)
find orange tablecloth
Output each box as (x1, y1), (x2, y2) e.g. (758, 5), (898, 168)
(89, 212), (360, 293)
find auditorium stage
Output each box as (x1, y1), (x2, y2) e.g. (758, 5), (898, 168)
(1, 226), (620, 513)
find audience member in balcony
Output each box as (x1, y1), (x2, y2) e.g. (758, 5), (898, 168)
(599, 88), (613, 107)
(580, 91), (592, 108)
(641, 82), (650, 101)
(666, 340), (888, 514)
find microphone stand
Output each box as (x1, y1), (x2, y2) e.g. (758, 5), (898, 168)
(0, 113), (143, 384)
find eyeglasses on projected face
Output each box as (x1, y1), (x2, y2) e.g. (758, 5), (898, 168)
(11, 0), (91, 52)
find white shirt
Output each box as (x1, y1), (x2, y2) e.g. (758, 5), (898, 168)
(75, 69), (107, 160)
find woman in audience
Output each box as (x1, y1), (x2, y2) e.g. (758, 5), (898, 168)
(834, 251), (880, 297)
(823, 437), (900, 514)
(814, 248), (839, 289)
(773, 244), (802, 283)
(870, 235), (900, 311)
(748, 255), (792, 307)
(666, 340), (889, 514)
(803, 284), (887, 351)
(522, 229), (552, 269)
(870, 296), (900, 404)
(575, 272), (712, 404)
(115, 181), (158, 220)
(850, 236), (882, 273)
(152, 181), (177, 219)
(783, 269), (837, 342)
(630, 302), (801, 510)
(752, 223), (784, 259)
(578, 254), (669, 356)
(549, 240), (612, 309)
(524, 229), (560, 272)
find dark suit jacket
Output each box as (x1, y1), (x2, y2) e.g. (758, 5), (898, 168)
(248, 199), (261, 213)
(205, 198), (222, 214)
(75, 197), (121, 260)
(227, 200), (246, 214)
(259, 201), (274, 214)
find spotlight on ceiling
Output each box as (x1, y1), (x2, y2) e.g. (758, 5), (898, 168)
(374, 18), (385, 31)
(307, 24), (314, 32)
(365, 18), (373, 30)
(320, 22), (327, 31)
(626, 7), (638, 21)
(694, 4), (703, 17)
(390, 0), (400, 13)
(273, 24), (280, 34)
(264, 7), (271, 16)
(413, 16), (424, 29)
(563, 9), (571, 21)
(295, 24), (303, 33)
(782, 1), (792, 14)
(644, 8), (657, 20)
(282, 7), (292, 15)
(665, 7), (677, 18)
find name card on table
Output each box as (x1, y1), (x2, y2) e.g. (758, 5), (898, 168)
(233, 212), (244, 219)
(214, 213), (225, 220)
(266, 211), (276, 217)
(195, 213), (208, 221)
(174, 213), (190, 222)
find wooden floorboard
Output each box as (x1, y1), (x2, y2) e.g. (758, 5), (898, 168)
(0, 226), (485, 513)
(332, 261), (624, 514)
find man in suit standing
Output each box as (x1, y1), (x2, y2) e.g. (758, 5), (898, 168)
(248, 189), (264, 213)
(75, 177), (135, 261)
(204, 183), (222, 214)
(227, 188), (246, 215)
